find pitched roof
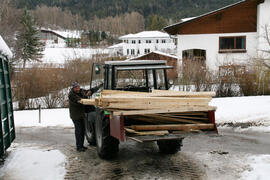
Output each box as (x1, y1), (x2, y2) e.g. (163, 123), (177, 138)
(164, 0), (263, 35)
(119, 31), (170, 39)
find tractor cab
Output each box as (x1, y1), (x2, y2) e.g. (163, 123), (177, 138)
(90, 60), (173, 92)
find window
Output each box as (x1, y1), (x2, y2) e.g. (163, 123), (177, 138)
(162, 39), (166, 43)
(144, 49), (150, 54)
(156, 40), (159, 43)
(137, 49), (140, 55)
(219, 36), (246, 53)
(132, 40), (136, 44)
(131, 49), (135, 55)
(146, 40), (152, 44)
(127, 49), (129, 55)
(138, 40), (141, 44)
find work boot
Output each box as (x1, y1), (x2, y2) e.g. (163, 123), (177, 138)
(77, 147), (86, 152)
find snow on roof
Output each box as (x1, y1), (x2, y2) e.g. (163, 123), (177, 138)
(0, 35), (12, 59)
(108, 42), (125, 49)
(131, 50), (178, 60)
(119, 31), (171, 39)
(181, 17), (197, 22)
(41, 28), (81, 39)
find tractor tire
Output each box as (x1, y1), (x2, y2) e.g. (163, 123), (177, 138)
(84, 112), (96, 146)
(95, 108), (119, 159)
(157, 139), (182, 154)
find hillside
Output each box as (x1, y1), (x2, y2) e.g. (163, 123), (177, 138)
(14, 0), (240, 20)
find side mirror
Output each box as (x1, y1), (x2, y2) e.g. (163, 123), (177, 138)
(95, 65), (101, 75)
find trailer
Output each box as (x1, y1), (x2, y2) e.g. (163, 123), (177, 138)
(82, 60), (217, 159)
(0, 35), (15, 157)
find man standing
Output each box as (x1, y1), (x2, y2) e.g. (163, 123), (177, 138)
(68, 82), (102, 152)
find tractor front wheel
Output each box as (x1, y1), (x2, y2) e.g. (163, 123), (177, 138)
(95, 108), (119, 159)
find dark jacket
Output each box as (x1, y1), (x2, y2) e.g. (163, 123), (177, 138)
(68, 86), (101, 120)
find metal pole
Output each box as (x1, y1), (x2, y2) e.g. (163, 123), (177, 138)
(39, 105), (41, 123)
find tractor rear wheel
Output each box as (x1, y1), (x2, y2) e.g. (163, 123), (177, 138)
(95, 108), (119, 159)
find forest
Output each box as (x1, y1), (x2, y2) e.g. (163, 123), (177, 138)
(14, 0), (239, 20)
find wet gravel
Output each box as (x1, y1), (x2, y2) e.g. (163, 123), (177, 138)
(11, 127), (270, 180)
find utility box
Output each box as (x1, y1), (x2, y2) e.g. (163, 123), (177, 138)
(0, 35), (15, 157)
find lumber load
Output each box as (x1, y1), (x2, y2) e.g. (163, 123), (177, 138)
(80, 90), (216, 116)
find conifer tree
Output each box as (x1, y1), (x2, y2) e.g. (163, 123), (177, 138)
(15, 9), (44, 68)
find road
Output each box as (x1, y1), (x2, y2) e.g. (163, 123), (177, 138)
(13, 127), (270, 180)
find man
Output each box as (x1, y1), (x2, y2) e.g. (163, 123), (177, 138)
(68, 82), (102, 152)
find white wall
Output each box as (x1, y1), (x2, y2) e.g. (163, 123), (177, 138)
(177, 32), (258, 71)
(257, 0), (270, 56)
(122, 38), (175, 57)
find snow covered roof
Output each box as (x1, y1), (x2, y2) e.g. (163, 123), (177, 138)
(181, 17), (197, 22)
(131, 51), (178, 60)
(108, 43), (125, 49)
(0, 35), (13, 59)
(119, 31), (171, 39)
(41, 28), (81, 39)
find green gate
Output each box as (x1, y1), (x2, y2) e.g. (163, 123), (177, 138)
(0, 54), (15, 157)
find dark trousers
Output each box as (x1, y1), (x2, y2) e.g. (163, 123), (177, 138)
(72, 118), (85, 149)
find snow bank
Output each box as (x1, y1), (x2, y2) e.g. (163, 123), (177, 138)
(240, 155), (270, 180)
(0, 35), (12, 59)
(0, 148), (66, 180)
(42, 47), (109, 64)
(211, 96), (270, 128)
(14, 108), (73, 127)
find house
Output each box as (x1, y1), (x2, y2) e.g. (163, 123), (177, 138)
(38, 29), (81, 48)
(108, 43), (125, 56)
(164, 0), (270, 73)
(131, 51), (179, 80)
(119, 31), (176, 57)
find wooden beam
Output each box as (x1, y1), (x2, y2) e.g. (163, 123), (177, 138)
(112, 106), (217, 116)
(79, 99), (97, 105)
(124, 128), (169, 136)
(129, 124), (214, 131)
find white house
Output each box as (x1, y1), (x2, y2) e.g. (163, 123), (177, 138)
(119, 31), (176, 57)
(164, 0), (270, 72)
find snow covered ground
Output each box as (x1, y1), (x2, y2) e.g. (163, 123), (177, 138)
(42, 47), (109, 64)
(0, 148), (66, 180)
(0, 96), (269, 179)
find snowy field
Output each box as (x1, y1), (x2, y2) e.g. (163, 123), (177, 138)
(0, 96), (269, 179)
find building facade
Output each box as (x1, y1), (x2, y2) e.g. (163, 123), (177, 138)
(164, 0), (270, 72)
(119, 31), (176, 57)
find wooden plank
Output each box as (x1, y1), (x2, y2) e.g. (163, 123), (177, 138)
(158, 114), (209, 121)
(129, 124), (214, 131)
(100, 96), (212, 103)
(141, 114), (201, 124)
(103, 100), (210, 110)
(152, 90), (216, 97)
(124, 128), (169, 136)
(112, 106), (217, 116)
(102, 90), (216, 97)
(80, 99), (97, 105)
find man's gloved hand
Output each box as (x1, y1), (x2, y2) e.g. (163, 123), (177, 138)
(86, 90), (92, 96)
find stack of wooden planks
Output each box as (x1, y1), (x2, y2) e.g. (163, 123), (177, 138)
(80, 90), (217, 135)
(80, 90), (216, 116)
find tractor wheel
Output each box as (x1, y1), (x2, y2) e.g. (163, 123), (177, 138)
(95, 108), (119, 159)
(157, 139), (183, 154)
(84, 112), (96, 146)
